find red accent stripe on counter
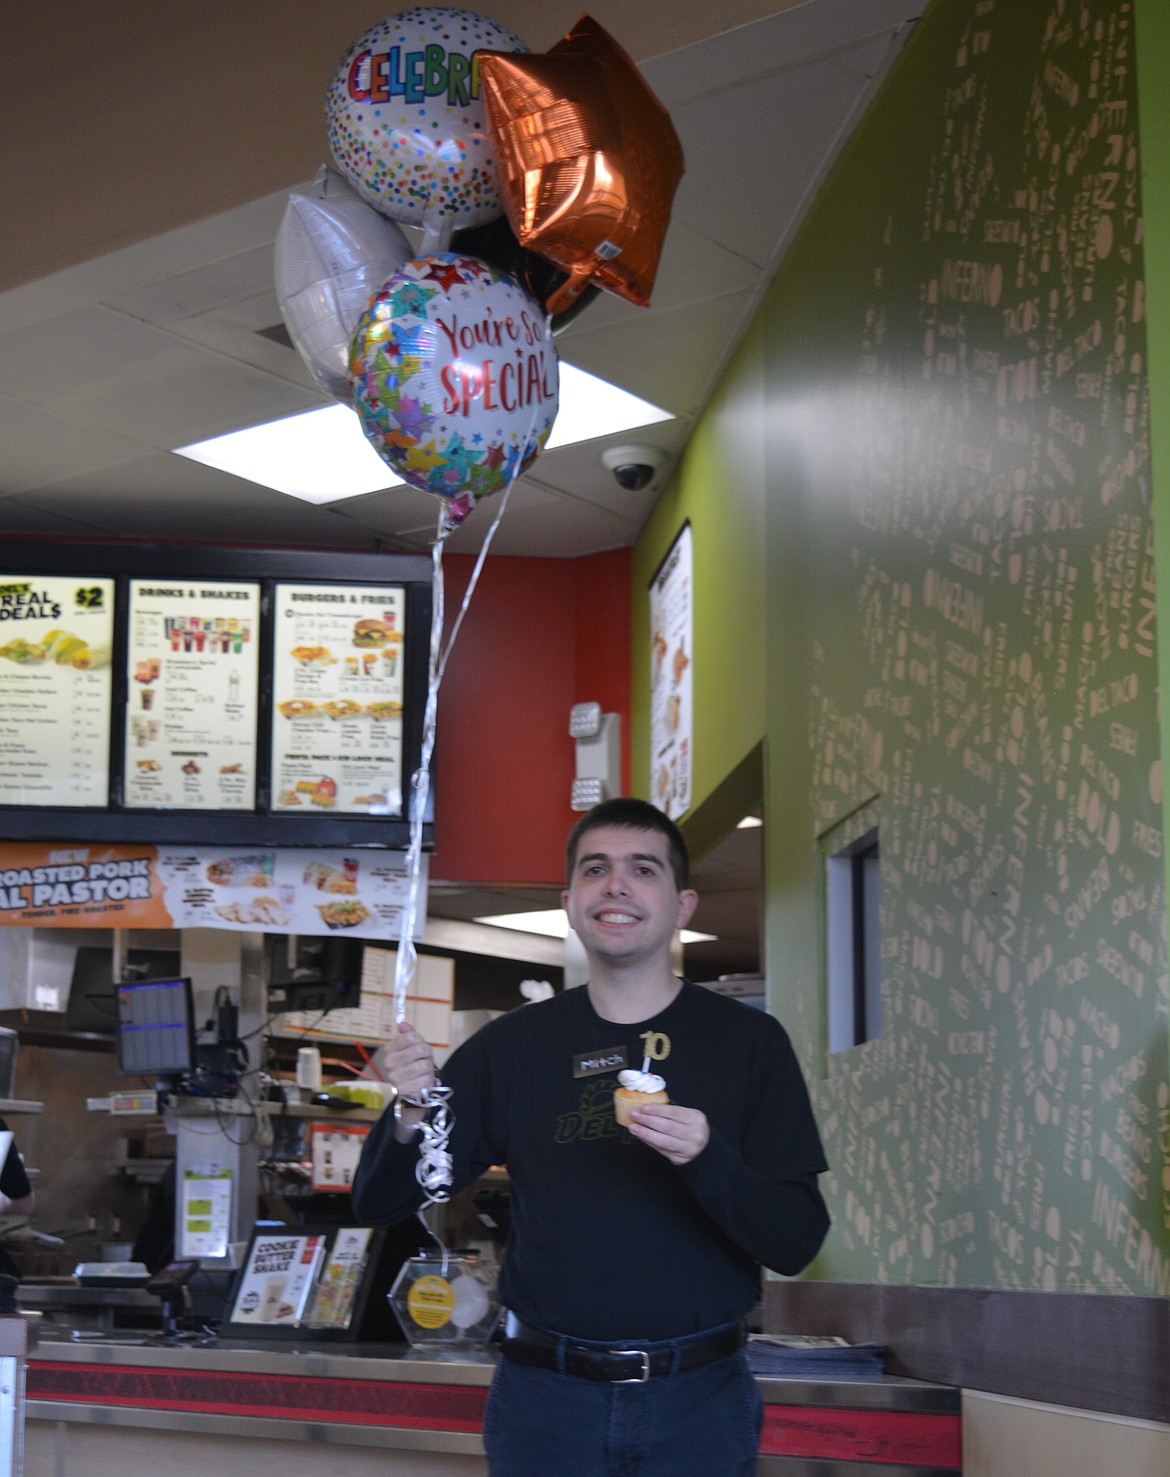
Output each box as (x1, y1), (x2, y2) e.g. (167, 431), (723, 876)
(28, 1362), (488, 1431)
(761, 1404), (962, 1466)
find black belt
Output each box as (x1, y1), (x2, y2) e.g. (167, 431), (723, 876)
(501, 1311), (746, 1384)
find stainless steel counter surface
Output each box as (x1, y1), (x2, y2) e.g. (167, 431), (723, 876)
(24, 1329), (962, 1475)
(26, 1327), (959, 1409)
(29, 1327), (497, 1385)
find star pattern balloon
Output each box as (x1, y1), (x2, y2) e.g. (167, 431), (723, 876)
(350, 254), (559, 530)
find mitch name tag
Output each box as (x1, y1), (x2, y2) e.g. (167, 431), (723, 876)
(572, 1046), (629, 1079)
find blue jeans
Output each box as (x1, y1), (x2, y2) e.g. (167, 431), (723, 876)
(482, 1335), (762, 1476)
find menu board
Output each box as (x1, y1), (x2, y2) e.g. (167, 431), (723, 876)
(270, 582), (407, 816)
(0, 575), (115, 807)
(649, 523), (693, 819)
(123, 579), (261, 810)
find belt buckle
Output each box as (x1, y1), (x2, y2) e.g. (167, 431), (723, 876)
(608, 1349), (651, 1384)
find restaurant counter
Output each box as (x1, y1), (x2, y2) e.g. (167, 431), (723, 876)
(23, 1327), (962, 1476)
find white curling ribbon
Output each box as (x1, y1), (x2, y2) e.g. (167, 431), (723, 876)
(415, 1084), (455, 1207)
(393, 493), (513, 1209)
(389, 386), (549, 1213)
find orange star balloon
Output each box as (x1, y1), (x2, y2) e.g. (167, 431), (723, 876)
(478, 14), (684, 313)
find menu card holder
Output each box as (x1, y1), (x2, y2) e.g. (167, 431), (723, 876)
(224, 1223), (413, 1343)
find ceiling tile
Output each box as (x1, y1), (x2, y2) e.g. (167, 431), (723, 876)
(0, 492), (122, 540)
(0, 306), (193, 404)
(4, 451), (379, 546)
(106, 245), (277, 327)
(645, 0), (924, 104)
(55, 350), (320, 448)
(670, 59), (870, 268)
(561, 289), (757, 418)
(163, 294), (321, 392)
(441, 484), (642, 559)
(0, 393), (146, 494)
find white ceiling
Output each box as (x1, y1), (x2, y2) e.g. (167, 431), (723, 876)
(0, 0), (923, 562)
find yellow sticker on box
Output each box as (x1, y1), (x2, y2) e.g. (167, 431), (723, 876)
(407, 1274), (454, 1329)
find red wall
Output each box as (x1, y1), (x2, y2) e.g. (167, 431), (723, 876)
(431, 549), (631, 885)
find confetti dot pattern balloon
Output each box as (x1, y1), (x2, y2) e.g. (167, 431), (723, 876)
(326, 7), (527, 252)
(350, 254), (559, 526)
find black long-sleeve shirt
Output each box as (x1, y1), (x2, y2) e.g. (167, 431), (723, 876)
(353, 981), (830, 1341)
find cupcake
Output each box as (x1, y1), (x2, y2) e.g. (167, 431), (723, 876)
(613, 1068), (669, 1126)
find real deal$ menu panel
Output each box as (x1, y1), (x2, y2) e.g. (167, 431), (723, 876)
(0, 575), (115, 807)
(270, 583), (406, 816)
(123, 579), (261, 810)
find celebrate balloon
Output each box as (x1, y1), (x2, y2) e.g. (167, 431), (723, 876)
(349, 254), (559, 528)
(325, 7), (527, 255)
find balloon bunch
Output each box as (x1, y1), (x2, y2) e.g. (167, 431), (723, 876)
(273, 6), (684, 1210)
(275, 7), (684, 533)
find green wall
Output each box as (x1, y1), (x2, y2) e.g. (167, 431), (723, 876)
(635, 0), (1170, 1294)
(632, 324), (769, 813)
(1136, 0), (1170, 961)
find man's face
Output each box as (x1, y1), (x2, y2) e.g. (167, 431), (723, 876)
(562, 825), (698, 967)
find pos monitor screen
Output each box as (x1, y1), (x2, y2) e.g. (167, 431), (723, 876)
(116, 977), (197, 1079)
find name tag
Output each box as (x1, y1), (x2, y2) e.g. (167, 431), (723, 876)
(572, 1045), (629, 1079)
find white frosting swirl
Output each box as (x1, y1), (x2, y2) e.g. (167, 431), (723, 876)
(617, 1069), (666, 1094)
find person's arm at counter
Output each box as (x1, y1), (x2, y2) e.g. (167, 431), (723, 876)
(0, 1120), (35, 1219)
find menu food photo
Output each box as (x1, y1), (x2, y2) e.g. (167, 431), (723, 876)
(0, 840), (425, 940)
(271, 583), (407, 816)
(649, 523), (693, 820)
(305, 1227), (374, 1330)
(123, 579), (261, 810)
(158, 845), (423, 938)
(0, 575), (115, 807)
(230, 1232), (327, 1327)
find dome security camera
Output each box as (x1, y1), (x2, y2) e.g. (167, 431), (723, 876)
(601, 444), (667, 491)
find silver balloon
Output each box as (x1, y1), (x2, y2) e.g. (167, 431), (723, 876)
(274, 166), (412, 401)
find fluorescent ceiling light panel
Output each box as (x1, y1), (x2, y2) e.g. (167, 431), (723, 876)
(475, 909), (715, 945)
(171, 362), (673, 505)
(173, 403), (403, 505)
(544, 362), (673, 450)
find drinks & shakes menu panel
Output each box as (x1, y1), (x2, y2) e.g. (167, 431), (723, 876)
(123, 579), (261, 810)
(0, 575), (115, 807)
(271, 583), (406, 816)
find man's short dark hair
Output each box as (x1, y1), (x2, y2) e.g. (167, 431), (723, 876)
(565, 798), (690, 890)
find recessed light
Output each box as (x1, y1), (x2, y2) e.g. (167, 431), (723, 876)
(736, 815), (763, 829)
(544, 363), (673, 451)
(172, 361), (673, 505)
(173, 403), (403, 505)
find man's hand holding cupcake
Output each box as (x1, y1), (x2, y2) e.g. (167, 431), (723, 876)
(615, 1068), (709, 1165)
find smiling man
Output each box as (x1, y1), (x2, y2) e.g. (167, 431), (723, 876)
(353, 798), (830, 1476)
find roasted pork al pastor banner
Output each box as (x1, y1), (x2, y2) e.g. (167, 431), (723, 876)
(0, 842), (424, 939)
